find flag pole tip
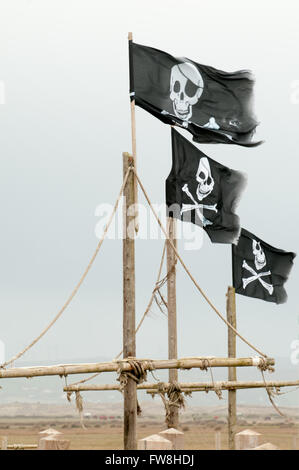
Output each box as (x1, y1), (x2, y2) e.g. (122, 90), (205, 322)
(128, 32), (133, 40)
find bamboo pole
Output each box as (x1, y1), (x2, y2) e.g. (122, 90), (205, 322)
(128, 32), (138, 233)
(64, 378), (299, 393)
(145, 379), (299, 393)
(0, 357), (275, 380)
(123, 151), (137, 450)
(166, 217), (178, 428)
(227, 286), (237, 450)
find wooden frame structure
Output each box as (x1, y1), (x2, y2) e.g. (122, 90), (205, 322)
(0, 33), (297, 452)
(0, 151), (292, 450)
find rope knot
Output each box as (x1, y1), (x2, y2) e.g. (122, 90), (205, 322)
(257, 357), (275, 373)
(157, 381), (186, 427)
(116, 359), (155, 416)
(117, 359), (148, 390)
(199, 359), (210, 371)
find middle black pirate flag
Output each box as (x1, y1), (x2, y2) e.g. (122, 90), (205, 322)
(232, 228), (296, 304)
(166, 129), (246, 244)
(129, 41), (261, 147)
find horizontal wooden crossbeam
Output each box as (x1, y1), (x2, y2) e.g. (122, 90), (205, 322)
(63, 378), (299, 393)
(146, 379), (299, 394)
(0, 356), (274, 379)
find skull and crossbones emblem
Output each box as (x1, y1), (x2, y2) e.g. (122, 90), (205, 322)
(242, 240), (274, 295)
(170, 62), (204, 121)
(180, 157), (217, 227)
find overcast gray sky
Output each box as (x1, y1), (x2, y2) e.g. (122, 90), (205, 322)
(0, 0), (298, 385)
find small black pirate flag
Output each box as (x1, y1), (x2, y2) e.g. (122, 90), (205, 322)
(166, 129), (246, 244)
(232, 228), (296, 304)
(129, 41), (261, 147)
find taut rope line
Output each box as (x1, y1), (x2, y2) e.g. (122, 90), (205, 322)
(133, 168), (269, 360)
(0, 168), (132, 369)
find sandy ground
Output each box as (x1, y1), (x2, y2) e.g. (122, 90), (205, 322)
(1, 401), (299, 449)
(0, 419), (298, 450)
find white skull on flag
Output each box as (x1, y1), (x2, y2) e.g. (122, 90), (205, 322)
(170, 62), (204, 121)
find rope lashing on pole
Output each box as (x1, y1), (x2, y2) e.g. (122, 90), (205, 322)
(133, 168), (270, 360)
(0, 168), (132, 370)
(116, 359), (155, 416)
(116, 359), (155, 389)
(197, 358), (223, 398)
(151, 359), (223, 403)
(155, 381), (186, 427)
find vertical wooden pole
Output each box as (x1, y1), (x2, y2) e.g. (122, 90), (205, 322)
(166, 217), (179, 428)
(226, 286), (237, 450)
(128, 32), (139, 233)
(215, 431), (221, 450)
(123, 152), (137, 450)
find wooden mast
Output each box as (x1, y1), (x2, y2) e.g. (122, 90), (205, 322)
(166, 217), (179, 428)
(123, 152), (136, 450)
(122, 32), (138, 450)
(226, 286), (237, 450)
(128, 32), (138, 233)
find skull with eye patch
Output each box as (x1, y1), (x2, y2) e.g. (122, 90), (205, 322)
(170, 62), (204, 121)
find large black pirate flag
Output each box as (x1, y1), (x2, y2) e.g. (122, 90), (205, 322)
(232, 228), (296, 304)
(129, 41), (261, 147)
(166, 129), (246, 244)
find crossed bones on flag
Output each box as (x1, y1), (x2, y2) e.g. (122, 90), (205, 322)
(180, 184), (218, 227)
(242, 260), (274, 295)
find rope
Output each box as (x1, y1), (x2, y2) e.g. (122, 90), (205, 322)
(153, 290), (168, 316)
(0, 167), (132, 369)
(69, 372), (103, 388)
(133, 168), (269, 359)
(198, 359), (209, 371)
(274, 386), (299, 396)
(67, 390), (86, 429)
(257, 359), (286, 418)
(116, 358), (154, 390)
(116, 358), (155, 417)
(197, 358), (223, 399)
(156, 381), (186, 427)
(260, 370), (285, 417)
(257, 357), (275, 373)
(207, 360), (223, 399)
